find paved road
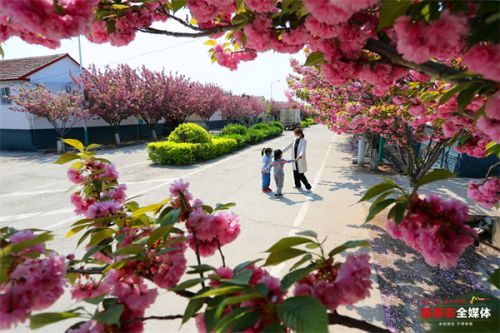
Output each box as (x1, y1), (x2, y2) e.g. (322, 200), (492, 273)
(2, 125), (493, 332)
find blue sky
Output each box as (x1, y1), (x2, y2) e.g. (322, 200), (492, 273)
(3, 19), (304, 101)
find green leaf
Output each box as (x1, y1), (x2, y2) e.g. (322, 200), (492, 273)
(88, 228), (114, 246)
(359, 182), (396, 202)
(488, 268), (500, 289)
(171, 278), (206, 291)
(82, 244), (108, 261)
(171, 0), (187, 12)
(387, 201), (409, 224)
(486, 142), (500, 157)
(280, 265), (317, 291)
(265, 237), (313, 252)
(264, 248), (307, 266)
(182, 297), (205, 324)
(214, 202), (236, 211)
(132, 203), (164, 217)
(262, 323), (286, 332)
(204, 39), (217, 46)
(0, 256), (13, 284)
(86, 143), (101, 151)
(277, 296), (328, 333)
(111, 4), (128, 10)
(439, 82), (472, 104)
(328, 240), (370, 257)
(193, 286), (246, 299)
(415, 168), (455, 188)
(225, 269), (253, 285)
(146, 225), (172, 246)
(158, 208), (181, 226)
(4, 231), (53, 255)
(93, 303), (124, 325)
(364, 198), (396, 223)
(457, 83), (482, 110)
(303, 51), (326, 66)
(113, 244), (144, 256)
(215, 307), (259, 333)
(30, 312), (81, 329)
(187, 264), (215, 274)
(290, 253), (313, 271)
(294, 230), (317, 238)
(378, 0), (411, 30)
(54, 152), (79, 165)
(62, 139), (84, 152)
(83, 294), (106, 305)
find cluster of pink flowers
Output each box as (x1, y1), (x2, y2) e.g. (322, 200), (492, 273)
(303, 0), (377, 25)
(467, 177), (500, 209)
(187, 0), (234, 27)
(213, 44), (257, 71)
(0, 254), (66, 329)
(197, 264), (285, 333)
(68, 160), (126, 219)
(0, 0), (99, 48)
(294, 254), (372, 310)
(186, 208), (240, 256)
(357, 64), (408, 97)
(462, 44), (500, 82)
(477, 91), (500, 143)
(394, 10), (468, 64)
(246, 0), (276, 13)
(8, 230), (45, 254)
(386, 194), (476, 268)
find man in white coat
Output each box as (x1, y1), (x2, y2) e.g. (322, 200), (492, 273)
(283, 128), (312, 191)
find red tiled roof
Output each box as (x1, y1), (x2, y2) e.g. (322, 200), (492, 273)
(0, 53), (79, 81)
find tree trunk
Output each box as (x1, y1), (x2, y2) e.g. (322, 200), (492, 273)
(114, 132), (121, 145)
(151, 128), (157, 141)
(357, 138), (367, 167)
(57, 139), (65, 154)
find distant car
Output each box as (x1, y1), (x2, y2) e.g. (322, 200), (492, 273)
(280, 109), (300, 130)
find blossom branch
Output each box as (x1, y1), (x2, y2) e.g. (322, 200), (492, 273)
(67, 267), (104, 275)
(139, 23), (240, 38)
(191, 229), (206, 288)
(329, 312), (390, 333)
(364, 39), (487, 86)
(217, 240), (226, 267)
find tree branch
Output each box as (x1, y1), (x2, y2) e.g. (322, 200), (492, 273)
(139, 24), (240, 38)
(365, 39), (487, 86)
(329, 312), (390, 333)
(67, 267), (104, 275)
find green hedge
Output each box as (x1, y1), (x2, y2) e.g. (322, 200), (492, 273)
(148, 137), (238, 165)
(221, 123), (247, 136)
(148, 122), (284, 165)
(168, 123), (211, 144)
(300, 118), (316, 128)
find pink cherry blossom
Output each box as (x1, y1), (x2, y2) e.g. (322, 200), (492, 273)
(303, 0), (377, 25)
(386, 194), (476, 268)
(67, 168), (85, 184)
(246, 0), (276, 13)
(334, 254), (372, 305)
(8, 230), (45, 254)
(105, 270), (158, 312)
(85, 200), (122, 219)
(71, 278), (111, 301)
(467, 178), (500, 209)
(462, 44), (500, 81)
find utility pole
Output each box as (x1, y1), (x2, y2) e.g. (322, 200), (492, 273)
(78, 35), (89, 146)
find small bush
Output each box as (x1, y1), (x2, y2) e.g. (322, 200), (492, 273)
(149, 122), (283, 165)
(221, 123), (247, 136)
(168, 123), (211, 144)
(300, 118), (316, 128)
(148, 137), (238, 165)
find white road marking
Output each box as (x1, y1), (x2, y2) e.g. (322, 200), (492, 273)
(45, 136), (292, 230)
(270, 133), (336, 277)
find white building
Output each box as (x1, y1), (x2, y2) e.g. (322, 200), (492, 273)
(0, 54), (231, 150)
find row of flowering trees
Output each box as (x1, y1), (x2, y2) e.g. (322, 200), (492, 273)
(13, 65), (269, 147)
(0, 0), (499, 332)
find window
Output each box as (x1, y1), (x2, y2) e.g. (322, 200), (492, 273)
(1, 87), (11, 104)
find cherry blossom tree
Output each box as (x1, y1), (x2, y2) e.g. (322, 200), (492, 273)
(134, 66), (167, 141)
(81, 64), (138, 145)
(11, 84), (88, 153)
(192, 83), (225, 128)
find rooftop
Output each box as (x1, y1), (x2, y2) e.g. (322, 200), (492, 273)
(0, 54), (78, 81)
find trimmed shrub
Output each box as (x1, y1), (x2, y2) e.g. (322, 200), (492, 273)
(168, 123), (211, 144)
(221, 123), (247, 136)
(149, 122), (283, 165)
(300, 118), (316, 128)
(148, 137), (238, 165)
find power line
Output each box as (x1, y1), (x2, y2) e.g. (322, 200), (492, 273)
(16, 39), (198, 82)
